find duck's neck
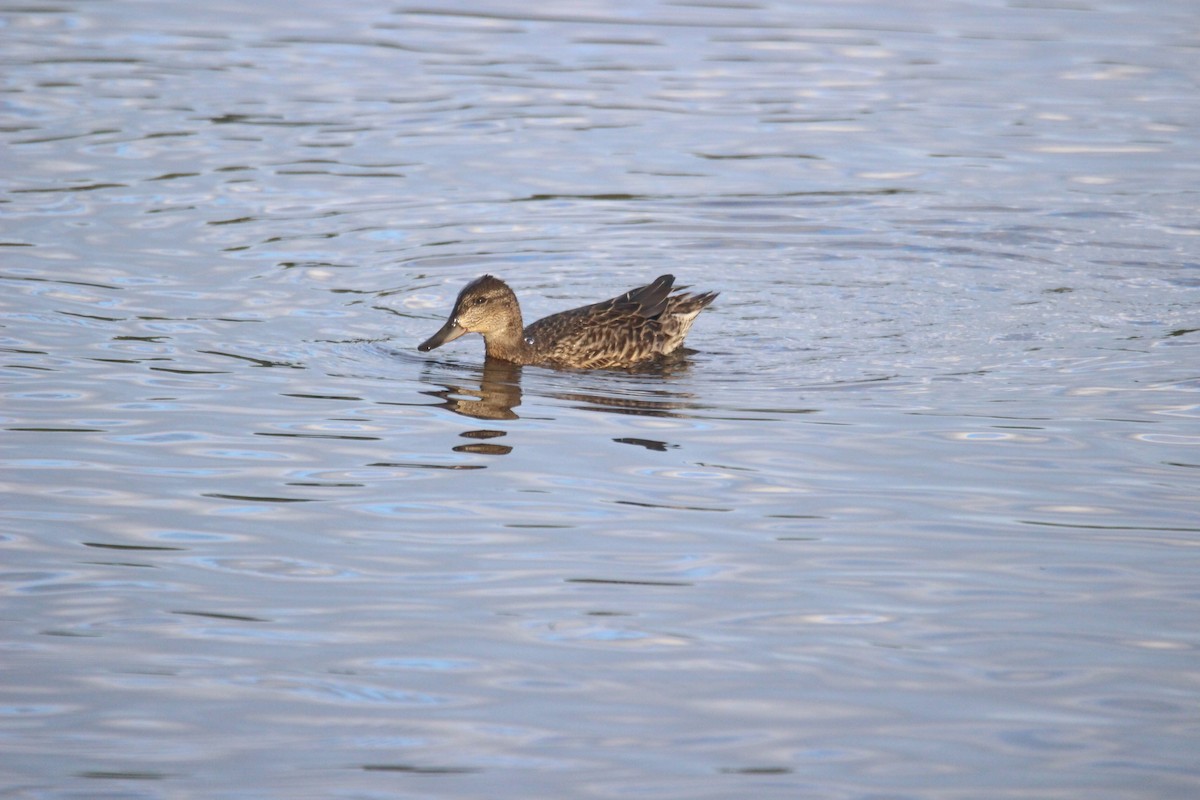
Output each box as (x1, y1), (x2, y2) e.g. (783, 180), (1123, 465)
(482, 318), (530, 364)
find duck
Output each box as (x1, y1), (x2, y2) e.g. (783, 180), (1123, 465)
(418, 274), (718, 370)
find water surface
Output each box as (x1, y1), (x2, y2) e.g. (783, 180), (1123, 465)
(2, 1), (1198, 798)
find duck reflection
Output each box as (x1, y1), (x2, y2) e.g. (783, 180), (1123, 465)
(422, 358), (524, 421)
(420, 353), (700, 458)
(420, 359), (522, 458)
(554, 390), (694, 418)
(552, 351), (698, 419)
(454, 429), (512, 456)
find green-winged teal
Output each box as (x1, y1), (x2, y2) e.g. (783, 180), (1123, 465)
(418, 274), (718, 369)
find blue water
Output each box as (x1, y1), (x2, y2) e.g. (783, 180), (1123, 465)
(2, 1), (1198, 797)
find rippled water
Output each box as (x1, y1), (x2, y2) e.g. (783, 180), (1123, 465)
(3, 1), (1199, 797)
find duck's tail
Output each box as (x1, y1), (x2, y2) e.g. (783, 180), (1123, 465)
(661, 289), (718, 351)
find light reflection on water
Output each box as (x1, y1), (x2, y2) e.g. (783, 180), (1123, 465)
(3, 0), (1200, 797)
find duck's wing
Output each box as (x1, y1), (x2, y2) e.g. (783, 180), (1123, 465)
(520, 276), (685, 368)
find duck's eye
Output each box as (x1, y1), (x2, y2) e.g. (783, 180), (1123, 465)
(473, 297), (487, 306)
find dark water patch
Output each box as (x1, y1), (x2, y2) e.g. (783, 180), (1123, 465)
(361, 763), (481, 774)
(199, 494), (316, 503)
(82, 542), (186, 551)
(567, 578), (693, 587)
(615, 499), (731, 512)
(172, 610), (269, 623)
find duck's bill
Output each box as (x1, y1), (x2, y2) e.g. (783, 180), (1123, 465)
(418, 317), (466, 352)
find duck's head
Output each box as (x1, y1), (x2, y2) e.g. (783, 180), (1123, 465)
(418, 275), (521, 352)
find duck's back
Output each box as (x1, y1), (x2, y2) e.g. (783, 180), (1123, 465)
(522, 275), (716, 369)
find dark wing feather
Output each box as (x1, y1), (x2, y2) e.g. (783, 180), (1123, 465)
(611, 274), (674, 321)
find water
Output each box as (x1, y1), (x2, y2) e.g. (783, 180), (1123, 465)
(2, 1), (1198, 797)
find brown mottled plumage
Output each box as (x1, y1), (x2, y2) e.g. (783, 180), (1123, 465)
(418, 274), (717, 369)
